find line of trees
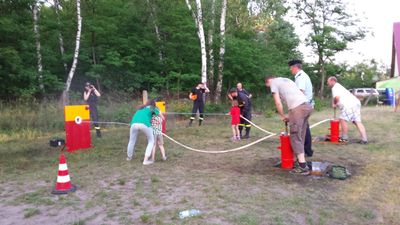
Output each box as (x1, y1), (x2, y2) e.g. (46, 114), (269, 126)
(0, 0), (384, 103)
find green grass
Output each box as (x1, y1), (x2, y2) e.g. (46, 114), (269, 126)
(15, 190), (54, 206)
(140, 213), (151, 223)
(71, 220), (86, 225)
(235, 212), (260, 225)
(0, 103), (400, 224)
(24, 208), (40, 218)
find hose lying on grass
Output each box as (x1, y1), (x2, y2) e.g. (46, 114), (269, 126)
(83, 116), (332, 154)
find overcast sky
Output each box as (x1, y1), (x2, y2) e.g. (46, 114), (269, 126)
(288, 0), (400, 71)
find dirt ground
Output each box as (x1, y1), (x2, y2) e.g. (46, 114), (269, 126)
(0, 107), (399, 225)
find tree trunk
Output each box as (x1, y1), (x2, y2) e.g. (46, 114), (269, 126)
(61, 0), (82, 105)
(32, 2), (44, 93)
(185, 0), (207, 83)
(207, 0), (216, 95)
(146, 0), (163, 63)
(318, 56), (325, 99)
(214, 0), (227, 102)
(195, 0), (207, 83)
(91, 32), (102, 93)
(54, 0), (68, 75)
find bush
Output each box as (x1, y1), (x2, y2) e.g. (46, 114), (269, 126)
(313, 98), (331, 112)
(0, 100), (64, 134)
(206, 102), (229, 113)
(167, 100), (192, 113)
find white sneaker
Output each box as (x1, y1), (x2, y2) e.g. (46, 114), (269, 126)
(126, 156), (132, 161)
(162, 156), (167, 161)
(143, 160), (154, 165)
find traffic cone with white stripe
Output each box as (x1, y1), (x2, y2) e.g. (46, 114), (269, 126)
(51, 153), (77, 195)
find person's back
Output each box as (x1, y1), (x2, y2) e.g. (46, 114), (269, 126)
(151, 114), (163, 134)
(332, 83), (360, 109)
(237, 91), (251, 111)
(131, 106), (158, 127)
(151, 113), (167, 161)
(230, 105), (240, 123)
(270, 77), (307, 109)
(295, 71), (313, 103)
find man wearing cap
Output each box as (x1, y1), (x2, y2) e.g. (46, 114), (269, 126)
(83, 82), (102, 137)
(265, 76), (313, 175)
(288, 59), (314, 157)
(229, 88), (252, 139)
(327, 76), (368, 144)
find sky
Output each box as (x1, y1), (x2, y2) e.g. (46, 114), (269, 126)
(288, 0), (400, 72)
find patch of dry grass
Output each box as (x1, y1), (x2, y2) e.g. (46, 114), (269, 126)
(0, 107), (399, 224)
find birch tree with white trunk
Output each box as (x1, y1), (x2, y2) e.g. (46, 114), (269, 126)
(61, 0), (82, 105)
(214, 0), (227, 102)
(207, 0), (216, 92)
(32, 1), (44, 92)
(146, 0), (163, 63)
(185, 0), (207, 84)
(53, 0), (68, 74)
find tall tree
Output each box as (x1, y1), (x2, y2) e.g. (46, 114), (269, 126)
(53, 0), (68, 74)
(294, 0), (366, 98)
(32, 1), (44, 93)
(146, 0), (163, 63)
(61, 0), (82, 105)
(207, 0), (216, 92)
(185, 0), (207, 83)
(214, 0), (227, 102)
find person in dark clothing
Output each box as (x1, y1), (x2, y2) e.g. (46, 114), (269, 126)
(237, 83), (252, 99)
(84, 82), (102, 137)
(229, 88), (252, 139)
(228, 82), (252, 100)
(189, 82), (210, 126)
(288, 59), (314, 157)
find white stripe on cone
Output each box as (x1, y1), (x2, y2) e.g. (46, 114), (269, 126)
(57, 175), (71, 183)
(59, 163), (68, 171)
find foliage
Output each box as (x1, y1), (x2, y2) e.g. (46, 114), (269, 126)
(0, 0), (303, 101)
(338, 60), (383, 89)
(293, 0), (367, 97)
(9, 0), (388, 103)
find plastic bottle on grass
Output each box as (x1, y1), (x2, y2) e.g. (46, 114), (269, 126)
(179, 209), (201, 219)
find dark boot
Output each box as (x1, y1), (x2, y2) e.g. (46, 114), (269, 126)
(239, 126), (243, 138)
(198, 119), (203, 126)
(188, 119), (194, 127)
(244, 127), (250, 139)
(96, 129), (102, 138)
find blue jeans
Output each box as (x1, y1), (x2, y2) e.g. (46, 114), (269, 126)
(127, 123), (155, 158)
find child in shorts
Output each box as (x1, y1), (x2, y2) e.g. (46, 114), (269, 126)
(230, 99), (241, 141)
(151, 113), (167, 161)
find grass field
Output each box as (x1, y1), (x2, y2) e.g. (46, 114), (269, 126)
(0, 106), (399, 225)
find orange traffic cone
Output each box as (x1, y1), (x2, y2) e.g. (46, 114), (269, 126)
(51, 153), (77, 195)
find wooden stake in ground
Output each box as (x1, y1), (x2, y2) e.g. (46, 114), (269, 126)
(143, 90), (148, 104)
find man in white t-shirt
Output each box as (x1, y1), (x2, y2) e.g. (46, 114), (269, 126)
(289, 60), (313, 157)
(265, 76), (313, 175)
(327, 76), (368, 144)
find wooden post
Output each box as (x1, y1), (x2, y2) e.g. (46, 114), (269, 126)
(142, 90), (148, 104)
(363, 88), (375, 106)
